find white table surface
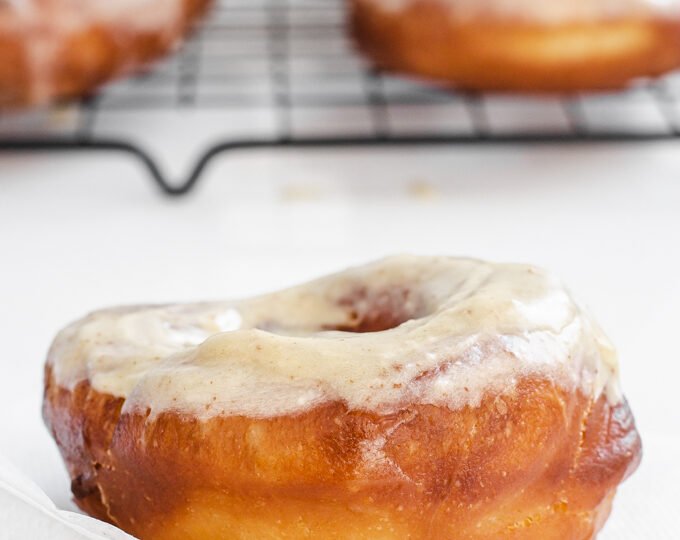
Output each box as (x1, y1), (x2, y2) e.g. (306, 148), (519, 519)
(0, 142), (679, 538)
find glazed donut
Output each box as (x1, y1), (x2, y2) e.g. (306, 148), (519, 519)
(351, 0), (680, 92)
(0, 0), (211, 108)
(43, 256), (641, 540)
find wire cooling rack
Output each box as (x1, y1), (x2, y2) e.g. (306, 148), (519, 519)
(1, 0), (680, 195)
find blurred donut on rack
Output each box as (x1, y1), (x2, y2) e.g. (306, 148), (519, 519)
(0, 0), (212, 108)
(350, 0), (680, 92)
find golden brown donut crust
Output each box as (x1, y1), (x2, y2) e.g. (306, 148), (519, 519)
(351, 0), (680, 92)
(43, 362), (641, 540)
(0, 0), (212, 109)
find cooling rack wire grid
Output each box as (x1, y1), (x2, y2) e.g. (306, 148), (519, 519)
(2, 0), (679, 195)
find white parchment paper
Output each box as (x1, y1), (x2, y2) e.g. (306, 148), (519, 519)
(0, 455), (134, 539)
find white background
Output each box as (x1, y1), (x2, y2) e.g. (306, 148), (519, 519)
(0, 141), (679, 538)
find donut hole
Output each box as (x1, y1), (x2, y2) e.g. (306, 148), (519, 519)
(327, 286), (424, 333)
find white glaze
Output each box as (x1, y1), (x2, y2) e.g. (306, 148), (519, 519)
(0, 0), (187, 104)
(47, 256), (622, 419)
(2, 0), (184, 29)
(373, 0), (680, 24)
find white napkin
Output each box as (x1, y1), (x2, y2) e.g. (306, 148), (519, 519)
(0, 455), (135, 540)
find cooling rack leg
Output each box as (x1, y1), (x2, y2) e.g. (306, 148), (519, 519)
(0, 140), (180, 195)
(1, 134), (678, 197)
